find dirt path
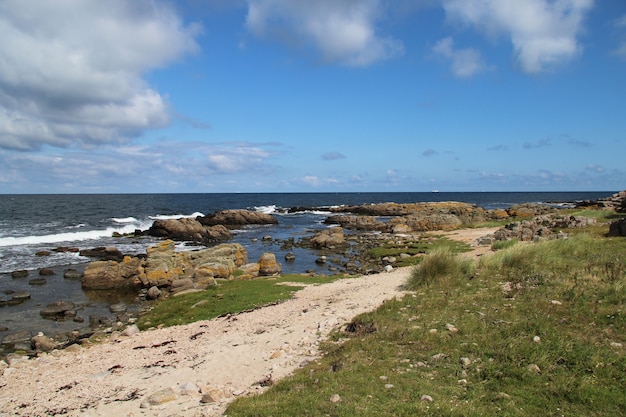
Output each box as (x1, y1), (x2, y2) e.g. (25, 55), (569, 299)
(0, 228), (496, 417)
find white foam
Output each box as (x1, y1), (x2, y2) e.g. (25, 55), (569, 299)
(254, 205), (277, 214)
(112, 217), (138, 224)
(149, 212), (204, 220)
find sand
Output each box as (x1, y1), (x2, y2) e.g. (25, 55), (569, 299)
(0, 228), (496, 417)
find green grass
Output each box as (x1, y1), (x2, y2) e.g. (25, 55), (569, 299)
(367, 236), (472, 267)
(226, 234), (626, 417)
(137, 274), (347, 329)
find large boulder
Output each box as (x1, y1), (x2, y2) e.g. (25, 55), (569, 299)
(258, 253), (281, 276)
(82, 257), (144, 290)
(324, 215), (385, 231)
(147, 218), (231, 242)
(310, 227), (346, 249)
(198, 210), (278, 227)
(388, 213), (462, 232)
(79, 246), (124, 261)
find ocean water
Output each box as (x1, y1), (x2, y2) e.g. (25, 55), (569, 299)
(0, 191), (613, 339)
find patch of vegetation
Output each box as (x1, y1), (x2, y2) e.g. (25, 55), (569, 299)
(367, 236), (471, 267)
(227, 234), (626, 417)
(491, 238), (519, 251)
(406, 248), (475, 289)
(137, 274), (346, 329)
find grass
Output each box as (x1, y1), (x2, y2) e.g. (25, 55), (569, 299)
(226, 233), (626, 417)
(137, 274), (347, 329)
(366, 236), (472, 267)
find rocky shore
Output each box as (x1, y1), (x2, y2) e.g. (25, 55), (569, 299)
(2, 192), (625, 359)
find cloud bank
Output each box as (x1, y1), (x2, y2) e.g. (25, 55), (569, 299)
(442, 0), (594, 73)
(245, 0), (404, 66)
(0, 0), (200, 151)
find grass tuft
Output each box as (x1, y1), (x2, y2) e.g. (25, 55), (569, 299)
(406, 247), (474, 289)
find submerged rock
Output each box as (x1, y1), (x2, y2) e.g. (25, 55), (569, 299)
(40, 301), (76, 318)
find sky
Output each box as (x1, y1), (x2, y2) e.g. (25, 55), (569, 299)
(0, 0), (624, 194)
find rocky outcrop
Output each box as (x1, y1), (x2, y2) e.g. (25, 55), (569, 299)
(324, 215), (385, 231)
(198, 210), (278, 228)
(491, 215), (597, 242)
(147, 218), (231, 243)
(79, 246), (124, 262)
(388, 213), (463, 232)
(81, 240), (278, 292)
(577, 190), (626, 211)
(310, 227), (346, 249)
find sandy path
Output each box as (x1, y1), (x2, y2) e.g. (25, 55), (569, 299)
(0, 228), (495, 417)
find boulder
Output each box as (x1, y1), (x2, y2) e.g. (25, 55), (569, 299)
(311, 228), (346, 249)
(40, 301), (76, 318)
(324, 215), (385, 231)
(11, 270), (28, 279)
(79, 246), (124, 261)
(146, 286), (162, 300)
(388, 213), (462, 232)
(32, 334), (57, 352)
(63, 269), (82, 280)
(608, 218), (626, 237)
(258, 253), (281, 276)
(198, 210), (278, 227)
(147, 218), (231, 242)
(81, 257), (144, 290)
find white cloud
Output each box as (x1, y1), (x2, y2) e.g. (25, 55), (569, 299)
(0, 0), (200, 150)
(432, 37), (490, 77)
(442, 0), (594, 73)
(245, 0), (404, 66)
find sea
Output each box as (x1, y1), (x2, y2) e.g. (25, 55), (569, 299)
(0, 191), (613, 341)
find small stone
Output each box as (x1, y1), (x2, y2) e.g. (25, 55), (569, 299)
(32, 334), (57, 352)
(383, 265), (393, 273)
(533, 336), (541, 343)
(431, 353), (446, 361)
(384, 384), (394, 389)
(63, 269), (83, 280)
(329, 394), (342, 403)
(270, 350), (282, 359)
(445, 323), (459, 334)
(11, 270), (29, 279)
(550, 300), (563, 306)
(38, 268), (55, 276)
(379, 375), (388, 381)
(141, 387), (178, 408)
(421, 395), (433, 402)
(178, 382), (199, 396)
(460, 357), (471, 368)
(109, 303), (127, 313)
(29, 278), (47, 285)
(429, 329), (438, 334)
(610, 342), (623, 348)
(458, 379), (468, 385)
(528, 364), (541, 373)
(122, 324), (140, 337)
(146, 286), (161, 300)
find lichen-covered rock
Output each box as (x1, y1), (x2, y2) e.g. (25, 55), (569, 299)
(82, 257), (144, 290)
(324, 215), (384, 231)
(608, 218), (626, 237)
(258, 253), (281, 276)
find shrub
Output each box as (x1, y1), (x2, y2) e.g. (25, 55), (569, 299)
(406, 248), (474, 289)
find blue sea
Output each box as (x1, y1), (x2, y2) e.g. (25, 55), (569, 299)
(0, 192), (613, 338)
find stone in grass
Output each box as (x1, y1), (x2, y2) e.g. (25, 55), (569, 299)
(329, 394), (342, 403)
(421, 394), (434, 402)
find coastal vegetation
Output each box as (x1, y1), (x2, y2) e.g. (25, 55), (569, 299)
(225, 232), (626, 416)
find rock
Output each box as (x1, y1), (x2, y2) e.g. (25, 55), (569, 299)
(258, 253), (281, 276)
(170, 278), (194, 293)
(109, 303), (127, 313)
(32, 334), (57, 352)
(29, 278), (47, 285)
(82, 257), (144, 290)
(35, 251), (51, 257)
(11, 291), (31, 301)
(63, 269), (83, 280)
(122, 324), (140, 337)
(2, 331), (32, 349)
(608, 218), (626, 237)
(383, 265), (393, 273)
(146, 286), (161, 300)
(147, 218), (231, 242)
(310, 227), (346, 249)
(179, 382), (200, 396)
(79, 246), (124, 261)
(198, 209), (278, 227)
(38, 268), (54, 276)
(324, 215), (385, 231)
(40, 301), (76, 318)
(141, 387), (178, 408)
(11, 270), (28, 279)
(285, 252), (296, 261)
(421, 395), (434, 402)
(329, 394), (342, 403)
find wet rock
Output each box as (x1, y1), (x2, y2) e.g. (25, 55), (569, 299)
(147, 218), (231, 243)
(109, 303), (127, 314)
(79, 246), (124, 262)
(35, 251), (51, 257)
(311, 227), (346, 249)
(10, 292), (31, 304)
(63, 269), (82, 280)
(38, 268), (54, 276)
(40, 301), (76, 318)
(285, 252), (296, 261)
(1, 330), (32, 350)
(29, 278), (47, 285)
(198, 209), (278, 227)
(11, 270), (28, 279)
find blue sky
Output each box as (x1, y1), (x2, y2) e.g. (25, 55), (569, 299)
(0, 0), (624, 193)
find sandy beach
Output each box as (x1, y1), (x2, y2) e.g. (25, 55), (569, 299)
(0, 228), (496, 417)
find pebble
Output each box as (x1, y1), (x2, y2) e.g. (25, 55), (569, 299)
(122, 324), (140, 337)
(533, 336), (541, 343)
(550, 300), (563, 305)
(528, 364), (541, 373)
(459, 357), (471, 368)
(141, 387), (178, 408)
(329, 394), (342, 403)
(421, 394), (433, 402)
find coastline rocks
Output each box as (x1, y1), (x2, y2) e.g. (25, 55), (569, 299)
(63, 268), (83, 280)
(388, 213), (463, 232)
(147, 218), (231, 243)
(198, 209), (278, 227)
(325, 215), (385, 231)
(82, 240), (249, 291)
(31, 334), (57, 352)
(11, 270), (28, 279)
(310, 227), (346, 249)
(1, 330), (32, 351)
(492, 215), (597, 242)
